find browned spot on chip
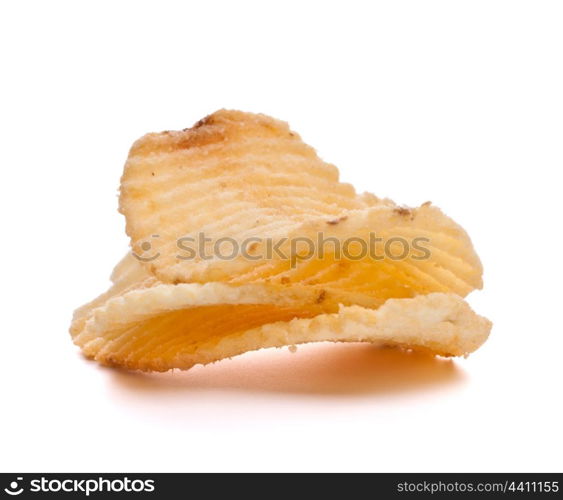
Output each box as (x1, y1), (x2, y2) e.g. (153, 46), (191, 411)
(177, 129), (226, 149)
(394, 206), (411, 216)
(280, 276), (291, 284)
(394, 206), (416, 220)
(191, 114), (216, 129)
(316, 290), (327, 304)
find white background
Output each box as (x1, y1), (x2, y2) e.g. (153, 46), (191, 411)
(1, 1), (562, 473)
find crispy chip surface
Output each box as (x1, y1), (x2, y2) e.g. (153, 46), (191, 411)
(119, 110), (483, 300)
(71, 254), (154, 336)
(71, 280), (490, 372)
(72, 109), (491, 373)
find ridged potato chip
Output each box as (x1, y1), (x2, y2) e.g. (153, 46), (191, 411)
(71, 280), (490, 372)
(71, 109), (491, 373)
(119, 110), (483, 301)
(71, 254), (153, 337)
(71, 254), (389, 338)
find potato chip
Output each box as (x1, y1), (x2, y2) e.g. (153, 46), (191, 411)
(71, 253), (386, 337)
(119, 110), (483, 300)
(71, 110), (491, 373)
(71, 283), (491, 372)
(70, 254), (153, 336)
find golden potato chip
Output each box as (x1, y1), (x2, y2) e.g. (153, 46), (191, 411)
(71, 253), (386, 338)
(119, 110), (483, 300)
(71, 254), (154, 336)
(71, 282), (491, 372)
(71, 110), (491, 373)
